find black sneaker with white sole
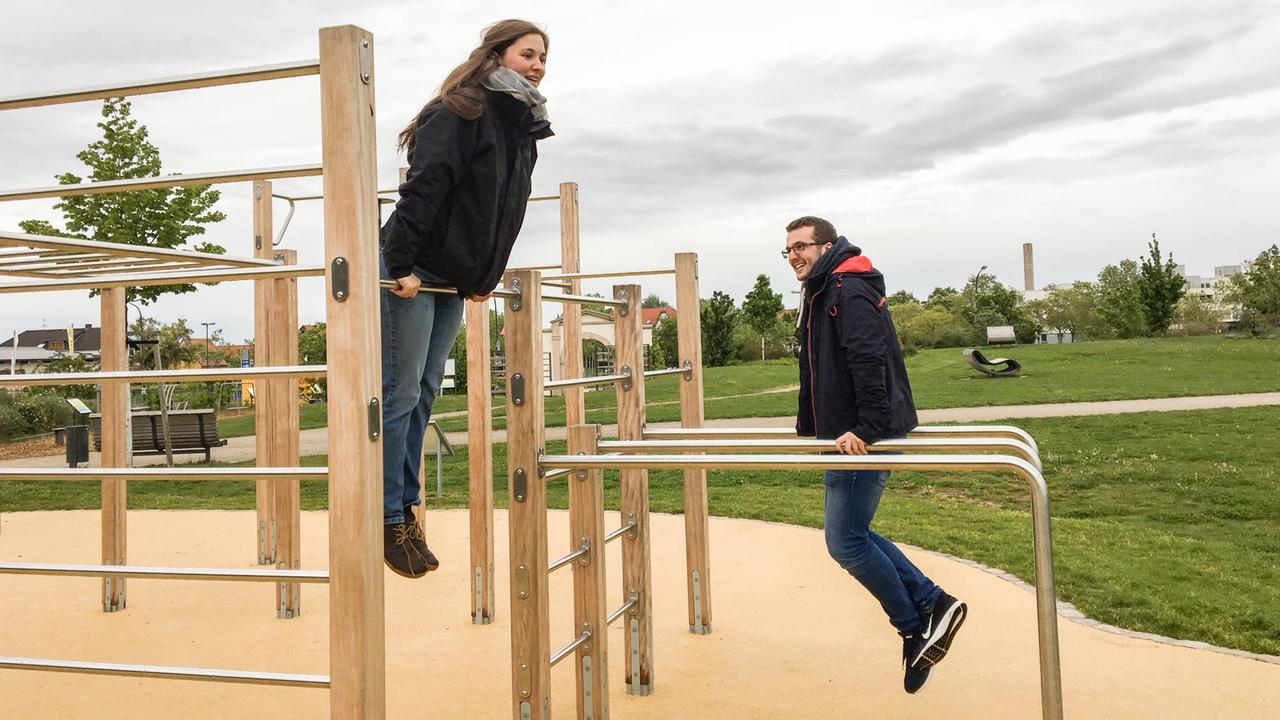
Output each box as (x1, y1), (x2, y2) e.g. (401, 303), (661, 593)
(902, 633), (932, 694)
(912, 591), (967, 668)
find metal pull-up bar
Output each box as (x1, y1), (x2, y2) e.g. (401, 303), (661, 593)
(600, 436), (1042, 470)
(0, 165), (323, 202)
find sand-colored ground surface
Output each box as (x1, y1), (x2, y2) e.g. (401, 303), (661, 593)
(1, 509), (1276, 719)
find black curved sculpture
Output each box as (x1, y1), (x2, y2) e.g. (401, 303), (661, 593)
(963, 348), (1021, 377)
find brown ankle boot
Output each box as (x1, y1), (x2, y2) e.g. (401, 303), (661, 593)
(384, 522), (432, 578)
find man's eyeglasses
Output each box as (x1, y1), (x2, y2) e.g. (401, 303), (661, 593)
(781, 241), (821, 258)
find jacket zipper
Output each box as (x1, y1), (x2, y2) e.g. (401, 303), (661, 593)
(805, 287), (822, 432)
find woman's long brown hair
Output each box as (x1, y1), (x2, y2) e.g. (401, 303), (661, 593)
(397, 19), (548, 153)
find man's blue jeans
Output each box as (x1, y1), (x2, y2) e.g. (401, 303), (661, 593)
(823, 468), (941, 635)
(380, 260), (464, 525)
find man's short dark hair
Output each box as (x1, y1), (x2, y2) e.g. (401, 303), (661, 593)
(786, 216), (838, 246)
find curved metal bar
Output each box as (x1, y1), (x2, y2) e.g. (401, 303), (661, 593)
(0, 165), (323, 202)
(549, 630), (591, 667)
(0, 656), (329, 688)
(0, 467), (328, 481)
(598, 437), (1041, 471)
(541, 452), (1063, 720)
(272, 194), (297, 247)
(0, 364), (326, 387)
(0, 60), (320, 111)
(0, 562), (328, 583)
(642, 424), (1043, 458)
(0, 264), (323, 294)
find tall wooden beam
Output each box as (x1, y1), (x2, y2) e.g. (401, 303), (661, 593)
(559, 182), (584, 428)
(252, 180), (275, 566)
(613, 283), (654, 695)
(568, 424), (609, 719)
(504, 269), (550, 719)
(99, 286), (129, 612)
(674, 252), (712, 634)
(319, 24), (385, 719)
(271, 248), (301, 618)
(466, 298), (496, 624)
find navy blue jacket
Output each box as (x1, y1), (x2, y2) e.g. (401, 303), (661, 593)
(380, 90), (551, 296)
(796, 237), (918, 443)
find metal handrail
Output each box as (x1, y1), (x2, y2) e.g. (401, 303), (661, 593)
(541, 467), (572, 481)
(0, 656), (329, 688)
(0, 562), (328, 583)
(0, 264), (323, 293)
(643, 360), (693, 381)
(0, 467), (327, 481)
(541, 451), (1062, 720)
(0, 230), (278, 267)
(603, 521), (636, 545)
(606, 595), (638, 626)
(0, 165), (323, 202)
(542, 269), (676, 281)
(0, 60), (320, 111)
(549, 631), (591, 667)
(543, 291), (627, 308)
(0, 364), (326, 387)
(545, 369), (630, 390)
(547, 542), (589, 574)
(598, 437), (1041, 471)
(642, 424), (1042, 457)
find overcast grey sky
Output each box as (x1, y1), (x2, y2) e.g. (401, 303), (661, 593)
(1, 0), (1277, 344)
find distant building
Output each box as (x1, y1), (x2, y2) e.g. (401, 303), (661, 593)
(1, 323), (101, 353)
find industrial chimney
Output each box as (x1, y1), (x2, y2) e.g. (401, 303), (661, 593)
(1022, 243), (1034, 291)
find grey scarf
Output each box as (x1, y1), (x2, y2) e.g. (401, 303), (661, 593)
(481, 66), (549, 124)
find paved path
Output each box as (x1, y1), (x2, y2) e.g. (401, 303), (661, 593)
(3, 391), (1278, 468)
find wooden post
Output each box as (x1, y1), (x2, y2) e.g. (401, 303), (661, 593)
(568, 424), (609, 720)
(674, 252), (712, 634)
(319, 24), (385, 719)
(466, 298), (496, 624)
(252, 180), (275, 566)
(612, 283), (654, 695)
(559, 182), (584, 427)
(99, 286), (129, 612)
(271, 248), (302, 618)
(504, 269), (551, 719)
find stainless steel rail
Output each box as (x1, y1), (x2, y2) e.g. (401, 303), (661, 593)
(541, 467), (572, 481)
(0, 656), (329, 688)
(542, 269), (676, 281)
(543, 292), (627, 307)
(642, 424), (1042, 457)
(0, 60), (321, 111)
(598, 437), (1041, 471)
(603, 521), (636, 545)
(545, 370), (630, 390)
(0, 165), (323, 202)
(0, 230), (277, 267)
(541, 451), (1063, 720)
(0, 467), (327, 482)
(549, 631), (592, 667)
(0, 562), (328, 583)
(376, 279), (519, 299)
(606, 595), (639, 626)
(547, 542), (589, 574)
(0, 264), (323, 294)
(0, 364), (325, 387)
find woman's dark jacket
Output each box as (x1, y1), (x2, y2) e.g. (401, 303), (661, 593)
(796, 237), (919, 443)
(380, 89), (552, 296)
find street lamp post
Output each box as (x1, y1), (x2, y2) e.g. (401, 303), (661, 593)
(971, 265), (988, 316)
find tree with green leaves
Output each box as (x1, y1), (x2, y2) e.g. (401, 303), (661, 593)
(128, 316), (200, 371)
(741, 274), (784, 336)
(1096, 260), (1148, 338)
(19, 98), (226, 305)
(1040, 282), (1109, 340)
(1227, 245), (1280, 335)
(958, 272), (1036, 343)
(1137, 234), (1185, 335)
(924, 286), (961, 314)
(641, 292), (668, 309)
(887, 289), (919, 306)
(298, 323), (328, 398)
(652, 316), (679, 366)
(700, 291), (738, 367)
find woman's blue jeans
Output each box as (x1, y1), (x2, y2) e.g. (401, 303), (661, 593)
(380, 259), (464, 525)
(823, 468), (941, 635)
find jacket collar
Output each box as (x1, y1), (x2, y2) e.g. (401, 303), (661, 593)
(803, 236), (861, 295)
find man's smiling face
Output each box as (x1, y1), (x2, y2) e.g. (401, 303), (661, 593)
(785, 225), (831, 281)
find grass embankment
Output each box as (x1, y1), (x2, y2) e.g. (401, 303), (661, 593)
(215, 336), (1280, 437)
(7, 405), (1277, 656)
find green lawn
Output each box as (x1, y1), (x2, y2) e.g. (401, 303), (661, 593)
(8, 404), (1278, 656)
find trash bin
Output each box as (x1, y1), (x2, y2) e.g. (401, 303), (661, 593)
(65, 424), (89, 467)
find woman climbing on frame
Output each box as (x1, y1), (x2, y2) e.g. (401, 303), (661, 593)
(379, 19), (554, 578)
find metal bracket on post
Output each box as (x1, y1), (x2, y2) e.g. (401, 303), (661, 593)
(510, 373), (525, 406)
(358, 38), (372, 84)
(330, 256), (349, 301)
(367, 397), (381, 440)
(692, 569), (709, 634)
(273, 251), (287, 264)
(513, 468), (528, 503)
(473, 566), (488, 624)
(577, 537), (591, 566)
(620, 365), (633, 392)
(255, 234), (263, 251)
(509, 276), (524, 312)
(516, 565), (530, 600)
(681, 359), (693, 381)
(627, 512), (638, 538)
(629, 617), (644, 695)
(614, 287), (630, 317)
(581, 655), (595, 720)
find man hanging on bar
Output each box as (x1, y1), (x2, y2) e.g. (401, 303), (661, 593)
(787, 215), (967, 694)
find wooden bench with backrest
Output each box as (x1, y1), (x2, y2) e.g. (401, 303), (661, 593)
(89, 409), (227, 462)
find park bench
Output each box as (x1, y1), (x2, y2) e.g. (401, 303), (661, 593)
(89, 408), (227, 462)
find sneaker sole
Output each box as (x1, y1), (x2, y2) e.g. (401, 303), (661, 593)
(913, 601), (967, 668)
(905, 665), (932, 694)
